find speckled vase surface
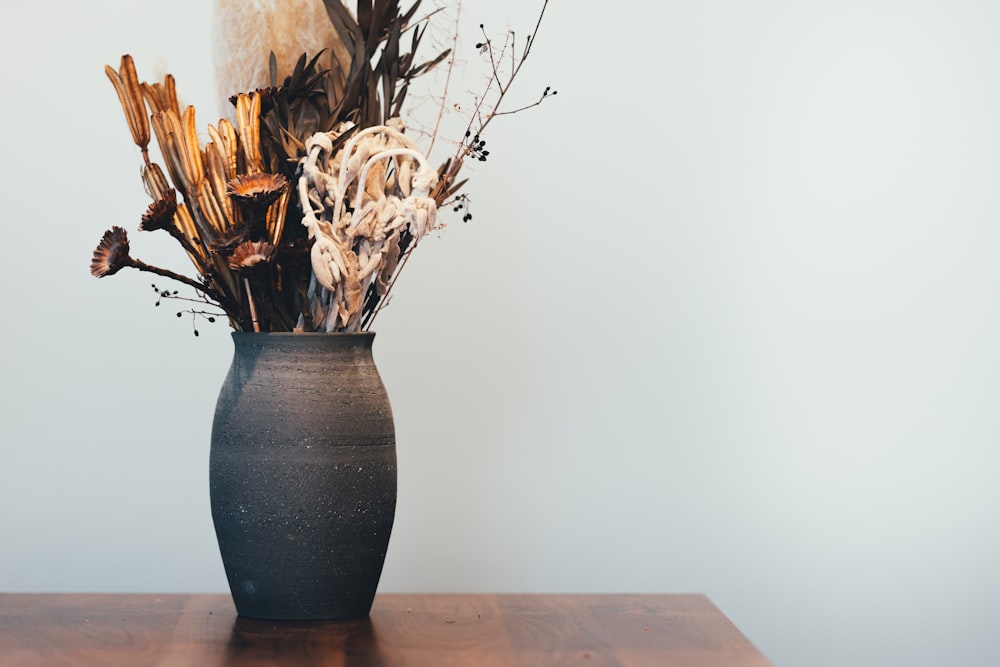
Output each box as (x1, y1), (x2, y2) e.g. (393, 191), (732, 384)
(210, 332), (396, 620)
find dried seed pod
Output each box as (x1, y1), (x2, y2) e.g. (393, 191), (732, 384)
(105, 55), (150, 153)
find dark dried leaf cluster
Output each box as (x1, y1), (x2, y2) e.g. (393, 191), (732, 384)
(249, 1), (449, 182)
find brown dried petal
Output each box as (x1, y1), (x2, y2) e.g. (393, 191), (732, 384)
(226, 173), (288, 208)
(209, 225), (250, 256)
(138, 189), (178, 232)
(228, 240), (275, 270)
(90, 227), (132, 277)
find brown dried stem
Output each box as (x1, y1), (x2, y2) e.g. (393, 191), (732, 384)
(128, 257), (225, 305)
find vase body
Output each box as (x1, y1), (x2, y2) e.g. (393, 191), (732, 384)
(210, 332), (396, 620)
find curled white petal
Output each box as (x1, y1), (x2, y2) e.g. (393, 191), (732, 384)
(297, 121), (440, 331)
(310, 236), (342, 292)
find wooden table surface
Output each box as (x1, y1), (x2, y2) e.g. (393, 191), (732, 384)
(0, 593), (772, 666)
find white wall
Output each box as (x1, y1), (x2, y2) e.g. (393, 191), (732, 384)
(2, 2), (999, 666)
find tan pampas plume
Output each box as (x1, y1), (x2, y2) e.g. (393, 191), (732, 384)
(211, 0), (346, 118)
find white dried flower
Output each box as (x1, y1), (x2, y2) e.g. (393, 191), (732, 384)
(298, 122), (439, 332)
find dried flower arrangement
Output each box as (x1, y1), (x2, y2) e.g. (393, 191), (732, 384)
(91, 0), (554, 333)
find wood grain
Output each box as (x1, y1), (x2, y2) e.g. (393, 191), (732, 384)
(0, 593), (771, 666)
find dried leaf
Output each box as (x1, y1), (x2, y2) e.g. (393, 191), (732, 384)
(357, 0), (374, 39)
(323, 0), (361, 52)
(399, 0), (422, 25)
(412, 48), (451, 77)
(376, 232), (401, 295)
(364, 159), (387, 202)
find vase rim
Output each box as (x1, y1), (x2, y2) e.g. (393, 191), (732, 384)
(231, 331), (375, 337)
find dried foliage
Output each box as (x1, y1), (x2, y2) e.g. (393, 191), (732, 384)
(92, 0), (553, 334)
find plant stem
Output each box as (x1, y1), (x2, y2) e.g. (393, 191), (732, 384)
(129, 257), (224, 304)
(427, 1), (461, 158)
(244, 278), (260, 332)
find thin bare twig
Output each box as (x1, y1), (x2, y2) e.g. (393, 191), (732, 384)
(451, 0), (552, 170)
(427, 1), (462, 157)
(491, 86), (555, 118)
(480, 25), (506, 91)
(404, 6), (448, 36)
(131, 257), (223, 303)
(367, 1), (552, 330)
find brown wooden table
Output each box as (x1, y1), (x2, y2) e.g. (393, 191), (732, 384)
(0, 593), (772, 666)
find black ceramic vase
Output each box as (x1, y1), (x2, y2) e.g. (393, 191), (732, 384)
(210, 332), (396, 620)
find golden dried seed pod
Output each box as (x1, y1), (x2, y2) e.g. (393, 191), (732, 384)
(181, 107), (206, 186)
(105, 56), (149, 150)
